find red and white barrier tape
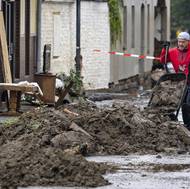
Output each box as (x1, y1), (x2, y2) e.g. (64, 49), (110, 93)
(93, 49), (160, 61)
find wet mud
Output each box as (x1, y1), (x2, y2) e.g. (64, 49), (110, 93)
(64, 102), (190, 154)
(0, 83), (190, 187)
(149, 79), (186, 113)
(0, 108), (117, 187)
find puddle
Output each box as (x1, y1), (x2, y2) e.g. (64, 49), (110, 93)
(86, 155), (190, 189)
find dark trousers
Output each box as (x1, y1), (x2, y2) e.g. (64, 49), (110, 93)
(182, 86), (190, 130)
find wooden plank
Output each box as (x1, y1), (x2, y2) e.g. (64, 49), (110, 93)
(69, 122), (93, 139)
(55, 81), (73, 108)
(0, 11), (12, 83)
(0, 83), (38, 92)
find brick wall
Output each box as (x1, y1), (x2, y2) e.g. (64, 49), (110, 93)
(41, 1), (110, 89)
(41, 2), (73, 74)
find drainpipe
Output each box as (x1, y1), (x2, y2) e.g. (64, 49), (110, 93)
(36, 0), (42, 73)
(76, 0), (81, 76)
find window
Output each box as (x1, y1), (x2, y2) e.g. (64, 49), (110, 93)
(25, 0), (30, 75)
(123, 6), (127, 51)
(131, 6), (135, 48)
(139, 4), (145, 73)
(147, 4), (150, 54)
(15, 0), (20, 78)
(141, 4), (145, 52)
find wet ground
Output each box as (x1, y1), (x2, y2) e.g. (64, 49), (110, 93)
(0, 84), (190, 188)
(87, 154), (190, 189)
(19, 154), (190, 189)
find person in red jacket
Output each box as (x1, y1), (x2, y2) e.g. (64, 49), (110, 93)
(160, 32), (190, 130)
(160, 31), (190, 76)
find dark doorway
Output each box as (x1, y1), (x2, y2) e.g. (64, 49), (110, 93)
(139, 4), (145, 73)
(2, 0), (37, 82)
(2, 0), (15, 80)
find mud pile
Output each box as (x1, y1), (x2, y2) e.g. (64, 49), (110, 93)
(0, 144), (109, 187)
(0, 99), (190, 187)
(149, 79), (185, 113)
(64, 102), (190, 154)
(0, 108), (113, 187)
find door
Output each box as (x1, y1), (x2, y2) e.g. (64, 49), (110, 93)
(2, 0), (14, 80)
(3, 0), (37, 82)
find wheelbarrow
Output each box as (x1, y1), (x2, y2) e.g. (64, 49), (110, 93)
(148, 72), (187, 121)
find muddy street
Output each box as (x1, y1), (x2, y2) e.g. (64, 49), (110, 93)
(0, 83), (190, 188)
(86, 154), (190, 189)
(0, 0), (189, 187)
(18, 154), (190, 189)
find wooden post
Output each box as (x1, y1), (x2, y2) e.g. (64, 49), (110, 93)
(9, 91), (18, 113)
(0, 11), (12, 83)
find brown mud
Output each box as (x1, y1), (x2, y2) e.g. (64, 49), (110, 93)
(149, 79), (186, 113)
(123, 162), (190, 172)
(0, 107), (116, 187)
(0, 78), (190, 187)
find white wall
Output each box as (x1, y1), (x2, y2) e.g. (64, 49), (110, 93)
(41, 2), (74, 74)
(81, 1), (110, 89)
(41, 1), (110, 89)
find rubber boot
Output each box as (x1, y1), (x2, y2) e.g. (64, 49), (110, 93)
(182, 103), (190, 130)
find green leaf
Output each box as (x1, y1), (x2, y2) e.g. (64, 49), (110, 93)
(108, 0), (122, 46)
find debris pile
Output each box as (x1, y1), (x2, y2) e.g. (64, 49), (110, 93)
(150, 80), (184, 107)
(149, 79), (185, 113)
(0, 108), (113, 187)
(0, 144), (110, 187)
(0, 96), (190, 187)
(65, 102), (190, 154)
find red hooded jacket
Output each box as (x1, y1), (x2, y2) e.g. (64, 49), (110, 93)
(160, 43), (190, 76)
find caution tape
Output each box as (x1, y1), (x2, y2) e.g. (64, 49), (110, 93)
(93, 49), (160, 61)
